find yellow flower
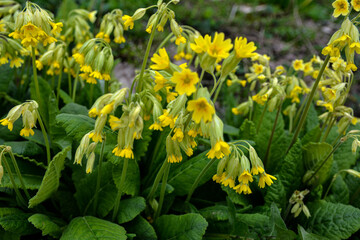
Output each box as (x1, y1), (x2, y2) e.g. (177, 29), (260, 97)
(42, 36), (57, 46)
(238, 171), (253, 185)
(175, 35), (186, 45)
(332, 0), (349, 17)
(234, 37), (257, 59)
(259, 173), (277, 188)
(150, 48), (170, 70)
(0, 119), (14, 131)
(10, 58), (24, 68)
(171, 68), (199, 96)
(73, 53), (85, 65)
(168, 154), (182, 163)
(80, 65), (93, 73)
(109, 115), (121, 130)
(50, 22), (63, 36)
(221, 177), (235, 188)
(154, 71), (167, 92)
(114, 36), (126, 44)
(90, 71), (103, 80)
(234, 184), (252, 194)
(100, 102), (114, 115)
(149, 122), (163, 131)
(20, 128), (34, 137)
(158, 111), (177, 128)
(207, 32), (233, 60)
(112, 146), (122, 156)
(120, 146), (134, 159)
(352, 0), (360, 11)
(253, 63), (264, 74)
(289, 86), (303, 103)
(146, 25), (152, 34)
(35, 60), (43, 70)
(292, 59), (304, 71)
(122, 15), (134, 30)
(252, 94), (268, 105)
(171, 128), (184, 142)
(316, 100), (334, 112)
(303, 62), (313, 76)
(206, 140), (231, 159)
(187, 98), (215, 123)
(190, 35), (211, 54)
(21, 36), (38, 48)
(212, 173), (225, 183)
(88, 11), (97, 23)
(89, 132), (103, 142)
(166, 87), (178, 103)
(188, 129), (198, 138)
(251, 166), (264, 175)
(350, 42), (360, 54)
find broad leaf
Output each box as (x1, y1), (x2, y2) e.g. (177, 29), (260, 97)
(116, 197), (146, 224)
(112, 158), (140, 196)
(28, 214), (62, 238)
(4, 141), (43, 156)
(28, 146), (70, 207)
(199, 205), (230, 221)
(30, 77), (51, 128)
(298, 225), (329, 240)
(239, 119), (256, 140)
(0, 65), (14, 92)
(268, 203), (297, 239)
(56, 114), (95, 141)
(154, 213), (208, 240)
(60, 216), (126, 240)
(123, 216), (157, 240)
(301, 200), (360, 239)
(303, 142), (333, 185)
(60, 103), (88, 116)
(0, 212), (36, 236)
(168, 152), (219, 196)
(305, 103), (319, 133)
(325, 175), (349, 204)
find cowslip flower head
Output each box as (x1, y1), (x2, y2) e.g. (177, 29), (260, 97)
(187, 98), (215, 123)
(150, 48), (170, 70)
(171, 68), (199, 96)
(332, 0), (350, 18)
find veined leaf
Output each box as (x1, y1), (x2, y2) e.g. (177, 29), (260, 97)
(325, 175), (349, 204)
(30, 77), (51, 128)
(112, 158), (140, 196)
(154, 213), (208, 240)
(116, 197), (146, 224)
(298, 225), (329, 240)
(123, 216), (157, 240)
(60, 216), (126, 240)
(4, 141), (43, 157)
(239, 119), (256, 140)
(301, 200), (360, 239)
(28, 214), (63, 238)
(28, 146), (70, 207)
(0, 211), (37, 236)
(60, 103), (88, 116)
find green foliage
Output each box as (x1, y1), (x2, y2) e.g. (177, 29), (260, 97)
(301, 200), (360, 239)
(123, 216), (157, 240)
(116, 197), (146, 224)
(0, 211), (37, 236)
(112, 158), (141, 196)
(60, 216), (127, 240)
(28, 146), (70, 208)
(154, 214), (208, 240)
(28, 214), (63, 238)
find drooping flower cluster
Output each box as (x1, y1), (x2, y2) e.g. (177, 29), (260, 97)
(0, 36), (28, 68)
(35, 42), (68, 76)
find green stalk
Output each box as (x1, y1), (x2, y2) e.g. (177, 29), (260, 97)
(292, 95), (307, 132)
(321, 116), (335, 142)
(7, 151), (30, 200)
(1, 151), (27, 207)
(256, 102), (268, 134)
(185, 157), (217, 203)
(67, 70), (72, 96)
(31, 47), (41, 105)
(72, 69), (80, 102)
(36, 109), (51, 165)
(104, 80), (109, 94)
(135, 13), (161, 93)
(112, 158), (129, 222)
(89, 84), (94, 107)
(56, 64), (63, 106)
(288, 55), (330, 152)
(155, 32), (174, 54)
(93, 136), (106, 214)
(147, 160), (168, 201)
(332, 122), (349, 146)
(263, 100), (283, 168)
(154, 162), (170, 220)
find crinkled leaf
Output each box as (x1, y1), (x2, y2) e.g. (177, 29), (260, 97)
(0, 230), (20, 240)
(28, 214), (62, 238)
(305, 103), (319, 132)
(4, 141), (43, 156)
(56, 114), (95, 141)
(325, 175), (349, 204)
(59, 89), (73, 104)
(298, 225), (329, 240)
(221, 185), (249, 207)
(199, 205), (230, 221)
(0, 212), (37, 236)
(28, 146), (70, 207)
(123, 216), (157, 240)
(224, 124), (239, 136)
(301, 200), (360, 239)
(30, 77), (51, 128)
(303, 142), (333, 184)
(60, 216), (126, 240)
(236, 213), (271, 236)
(301, 126), (321, 146)
(154, 213), (208, 240)
(264, 176), (287, 209)
(112, 158), (140, 196)
(60, 103), (88, 116)
(117, 197), (146, 224)
(269, 203), (297, 239)
(168, 152), (219, 196)
(0, 65), (13, 92)
(239, 119), (256, 140)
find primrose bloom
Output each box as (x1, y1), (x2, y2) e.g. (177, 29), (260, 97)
(332, 0), (349, 17)
(234, 37), (257, 59)
(150, 48), (170, 70)
(292, 59), (304, 71)
(352, 0), (360, 11)
(122, 15), (134, 30)
(171, 68), (199, 96)
(187, 98), (215, 123)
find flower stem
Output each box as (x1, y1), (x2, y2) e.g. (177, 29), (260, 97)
(36, 109), (51, 165)
(135, 13), (161, 93)
(155, 32), (174, 54)
(186, 157), (217, 203)
(89, 84), (94, 107)
(112, 158), (129, 222)
(67, 70), (72, 96)
(72, 69), (80, 102)
(147, 159), (168, 201)
(7, 150), (30, 200)
(264, 100), (283, 168)
(93, 136), (106, 214)
(31, 47), (41, 105)
(104, 79), (109, 94)
(1, 151), (27, 207)
(288, 55), (330, 152)
(154, 162), (170, 220)
(256, 102), (268, 134)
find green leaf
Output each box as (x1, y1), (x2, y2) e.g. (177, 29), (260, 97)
(0, 230), (20, 240)
(154, 213), (208, 240)
(0, 65), (14, 92)
(60, 216), (127, 240)
(60, 103), (88, 116)
(331, 136), (357, 176)
(325, 175), (349, 204)
(56, 0), (78, 20)
(30, 77), (51, 127)
(301, 126), (321, 146)
(239, 119), (256, 140)
(236, 213), (271, 236)
(305, 103), (319, 132)
(4, 141), (43, 156)
(74, 161), (117, 217)
(59, 89), (74, 104)
(345, 161), (360, 208)
(133, 120), (153, 161)
(303, 142), (333, 184)
(224, 124), (239, 136)
(199, 205), (230, 221)
(221, 185), (249, 207)
(28, 214), (62, 238)
(0, 212), (37, 236)
(298, 225), (329, 240)
(117, 197), (146, 224)
(123, 216), (157, 240)
(28, 146), (70, 207)
(301, 200), (360, 239)
(264, 176), (287, 209)
(112, 158), (140, 196)
(254, 105), (289, 170)
(56, 113), (95, 141)
(168, 152), (219, 196)
(269, 203), (297, 239)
